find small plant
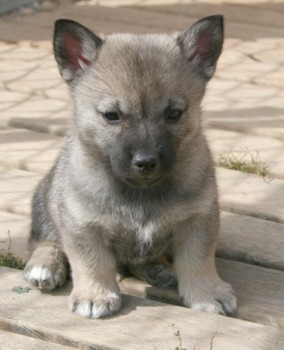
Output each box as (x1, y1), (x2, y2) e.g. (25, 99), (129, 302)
(0, 254), (25, 269)
(219, 150), (270, 179)
(0, 231), (25, 270)
(174, 330), (188, 350)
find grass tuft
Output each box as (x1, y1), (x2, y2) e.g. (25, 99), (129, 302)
(219, 150), (270, 179)
(0, 230), (25, 270)
(0, 254), (25, 270)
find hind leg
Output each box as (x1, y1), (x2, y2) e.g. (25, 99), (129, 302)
(128, 255), (177, 290)
(23, 175), (68, 291)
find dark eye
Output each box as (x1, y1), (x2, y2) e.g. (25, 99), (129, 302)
(104, 111), (120, 122)
(165, 108), (183, 123)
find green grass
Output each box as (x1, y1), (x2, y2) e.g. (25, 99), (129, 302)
(0, 254), (25, 270)
(219, 151), (270, 178)
(0, 230), (25, 270)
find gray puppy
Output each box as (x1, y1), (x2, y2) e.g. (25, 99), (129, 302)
(24, 15), (237, 319)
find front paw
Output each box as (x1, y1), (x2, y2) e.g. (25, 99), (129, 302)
(70, 288), (121, 319)
(179, 276), (237, 316)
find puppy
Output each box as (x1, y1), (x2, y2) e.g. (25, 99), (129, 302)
(24, 15), (237, 319)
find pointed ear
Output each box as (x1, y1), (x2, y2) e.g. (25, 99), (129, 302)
(53, 19), (103, 83)
(177, 15), (224, 80)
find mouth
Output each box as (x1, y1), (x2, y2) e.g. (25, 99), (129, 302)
(122, 175), (164, 188)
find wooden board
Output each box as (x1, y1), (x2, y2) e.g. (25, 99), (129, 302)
(1, 267), (284, 350)
(0, 329), (78, 350)
(217, 212), (284, 271)
(1, 206), (284, 273)
(136, 3), (284, 29)
(119, 258), (284, 329)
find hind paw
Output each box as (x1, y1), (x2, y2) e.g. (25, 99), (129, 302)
(24, 263), (67, 291)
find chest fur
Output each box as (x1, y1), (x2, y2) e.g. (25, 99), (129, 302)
(104, 222), (172, 265)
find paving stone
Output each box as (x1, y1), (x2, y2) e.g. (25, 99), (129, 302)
(0, 90), (28, 105)
(216, 60), (279, 85)
(203, 80), (284, 140)
(9, 115), (70, 137)
(251, 47), (284, 65)
(0, 166), (41, 215)
(0, 211), (30, 263)
(235, 40), (278, 55)
(0, 42), (17, 53)
(0, 128), (64, 174)
(44, 83), (69, 100)
(0, 42), (50, 61)
(254, 67), (284, 88)
(206, 128), (284, 179)
(206, 79), (279, 103)
(204, 107), (284, 141)
(0, 60), (38, 83)
(6, 66), (62, 93)
(0, 96), (70, 125)
(217, 167), (284, 223)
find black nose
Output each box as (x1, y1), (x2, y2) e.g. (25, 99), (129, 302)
(132, 153), (158, 173)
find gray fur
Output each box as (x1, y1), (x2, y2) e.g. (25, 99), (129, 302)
(24, 16), (237, 318)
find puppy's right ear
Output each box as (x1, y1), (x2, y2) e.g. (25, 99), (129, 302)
(53, 19), (103, 84)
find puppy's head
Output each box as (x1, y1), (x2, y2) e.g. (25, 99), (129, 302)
(54, 16), (223, 187)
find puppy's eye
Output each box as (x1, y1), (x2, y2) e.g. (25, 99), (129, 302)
(104, 111), (120, 122)
(165, 108), (183, 123)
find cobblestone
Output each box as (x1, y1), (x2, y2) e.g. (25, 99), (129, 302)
(0, 128), (64, 174)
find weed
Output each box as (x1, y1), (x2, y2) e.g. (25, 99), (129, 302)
(219, 150), (270, 179)
(0, 231), (25, 270)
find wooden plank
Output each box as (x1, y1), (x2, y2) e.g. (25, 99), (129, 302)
(134, 3), (284, 29)
(0, 8), (164, 44)
(0, 0), (41, 16)
(119, 258), (284, 329)
(218, 212), (284, 271)
(0, 329), (78, 350)
(66, 4), (284, 39)
(1, 267), (284, 350)
(1, 205), (284, 276)
(1, 207), (283, 276)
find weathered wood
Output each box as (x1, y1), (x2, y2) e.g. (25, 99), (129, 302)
(218, 212), (284, 271)
(119, 258), (284, 329)
(0, 329), (78, 350)
(0, 0), (42, 15)
(136, 3), (284, 29)
(1, 208), (284, 276)
(1, 267), (284, 350)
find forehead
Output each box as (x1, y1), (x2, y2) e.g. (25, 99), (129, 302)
(82, 33), (199, 111)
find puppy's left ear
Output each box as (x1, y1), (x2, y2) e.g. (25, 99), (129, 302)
(177, 15), (224, 80)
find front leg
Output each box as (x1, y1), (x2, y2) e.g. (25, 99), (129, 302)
(173, 206), (237, 316)
(62, 227), (121, 319)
